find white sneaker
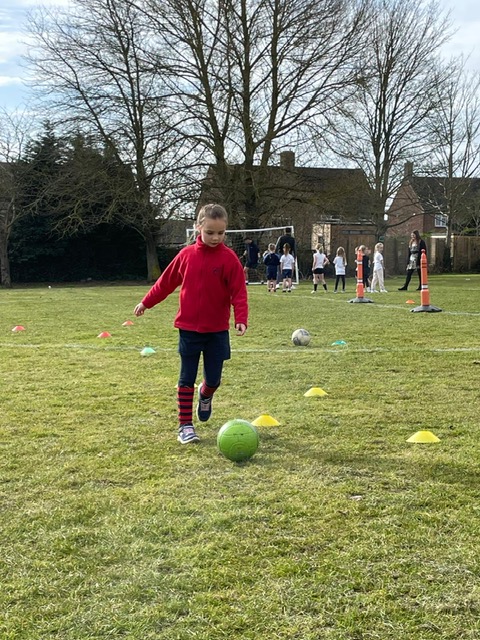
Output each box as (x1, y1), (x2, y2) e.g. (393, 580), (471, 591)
(371, 289), (379, 293)
(311, 290), (316, 294)
(380, 289), (388, 293)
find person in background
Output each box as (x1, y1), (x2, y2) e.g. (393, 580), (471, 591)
(359, 245), (371, 292)
(279, 243), (295, 292)
(333, 246), (347, 293)
(275, 227), (296, 257)
(243, 237), (261, 284)
(133, 203), (248, 445)
(275, 227), (296, 287)
(370, 242), (388, 293)
(311, 244), (329, 293)
(398, 230), (427, 291)
(263, 243), (281, 292)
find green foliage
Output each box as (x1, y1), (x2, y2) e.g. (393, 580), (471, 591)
(9, 223), (148, 282)
(8, 124), (162, 282)
(1, 276), (480, 638)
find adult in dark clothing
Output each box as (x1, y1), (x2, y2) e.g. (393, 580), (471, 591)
(275, 227), (296, 257)
(398, 230), (427, 291)
(243, 237), (260, 282)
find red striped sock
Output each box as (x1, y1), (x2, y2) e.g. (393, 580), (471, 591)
(200, 382), (218, 399)
(177, 386), (194, 425)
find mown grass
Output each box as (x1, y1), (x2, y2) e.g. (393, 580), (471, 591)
(1, 274), (480, 639)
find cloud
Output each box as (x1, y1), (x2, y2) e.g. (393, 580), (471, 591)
(442, 20), (480, 71)
(0, 31), (27, 58)
(0, 75), (22, 87)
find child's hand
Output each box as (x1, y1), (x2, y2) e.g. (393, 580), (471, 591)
(235, 323), (247, 336)
(134, 302), (146, 317)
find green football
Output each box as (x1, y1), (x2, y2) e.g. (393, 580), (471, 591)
(217, 419), (259, 462)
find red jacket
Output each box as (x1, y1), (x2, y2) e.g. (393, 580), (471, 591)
(142, 236), (248, 332)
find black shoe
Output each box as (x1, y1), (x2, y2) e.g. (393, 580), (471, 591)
(196, 386), (213, 422)
(416, 286), (421, 290)
(398, 286), (407, 291)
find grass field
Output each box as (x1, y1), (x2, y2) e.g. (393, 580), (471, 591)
(1, 274), (480, 639)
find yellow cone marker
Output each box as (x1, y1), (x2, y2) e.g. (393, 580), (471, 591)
(252, 414), (280, 427)
(304, 387), (328, 397)
(407, 430), (440, 443)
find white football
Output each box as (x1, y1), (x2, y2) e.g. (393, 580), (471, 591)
(291, 328), (311, 346)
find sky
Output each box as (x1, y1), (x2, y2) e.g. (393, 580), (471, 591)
(1, 0), (480, 113)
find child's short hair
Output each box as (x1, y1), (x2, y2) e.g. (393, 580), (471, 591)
(375, 242), (384, 251)
(315, 243), (324, 252)
(197, 203), (228, 226)
(268, 243), (275, 250)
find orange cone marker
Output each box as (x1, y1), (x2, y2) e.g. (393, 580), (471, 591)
(411, 250), (442, 313)
(122, 320), (134, 326)
(12, 325), (26, 332)
(97, 331), (112, 338)
(349, 249), (373, 304)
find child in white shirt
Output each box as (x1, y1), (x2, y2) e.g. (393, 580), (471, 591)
(311, 244), (329, 293)
(370, 242), (387, 292)
(280, 243), (295, 292)
(333, 246), (347, 293)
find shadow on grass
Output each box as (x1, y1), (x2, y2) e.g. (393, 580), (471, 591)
(254, 429), (480, 492)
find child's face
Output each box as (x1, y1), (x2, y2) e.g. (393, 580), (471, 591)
(198, 217), (227, 247)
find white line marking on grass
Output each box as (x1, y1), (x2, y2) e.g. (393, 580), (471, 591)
(2, 343), (480, 354)
(291, 294), (480, 315)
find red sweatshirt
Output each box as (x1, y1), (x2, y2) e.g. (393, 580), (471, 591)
(141, 236), (248, 333)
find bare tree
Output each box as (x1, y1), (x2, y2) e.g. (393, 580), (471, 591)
(144, 0), (370, 227)
(324, 0), (453, 236)
(0, 108), (33, 287)
(422, 58), (480, 266)
(26, 0), (198, 280)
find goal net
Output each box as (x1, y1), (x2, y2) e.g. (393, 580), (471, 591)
(185, 225), (299, 285)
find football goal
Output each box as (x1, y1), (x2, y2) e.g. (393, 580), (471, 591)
(185, 225), (300, 285)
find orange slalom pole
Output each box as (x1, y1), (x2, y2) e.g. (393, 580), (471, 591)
(356, 249), (365, 298)
(349, 248), (373, 303)
(411, 249), (442, 313)
(419, 249), (430, 306)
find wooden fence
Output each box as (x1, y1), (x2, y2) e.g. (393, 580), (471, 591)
(384, 236), (480, 275)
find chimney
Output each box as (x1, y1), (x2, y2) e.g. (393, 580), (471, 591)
(404, 161), (413, 178)
(280, 151), (295, 170)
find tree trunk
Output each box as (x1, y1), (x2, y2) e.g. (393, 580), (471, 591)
(145, 229), (161, 282)
(442, 219), (453, 272)
(0, 232), (12, 288)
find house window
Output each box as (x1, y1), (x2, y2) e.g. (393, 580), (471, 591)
(435, 213), (447, 227)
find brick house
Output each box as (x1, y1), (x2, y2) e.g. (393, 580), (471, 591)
(386, 162), (480, 272)
(387, 161), (480, 237)
(197, 151), (374, 274)
(387, 162), (446, 237)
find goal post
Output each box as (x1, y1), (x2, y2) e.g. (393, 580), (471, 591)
(185, 225), (300, 285)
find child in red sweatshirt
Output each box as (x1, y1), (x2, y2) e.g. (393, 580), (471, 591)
(134, 204), (248, 444)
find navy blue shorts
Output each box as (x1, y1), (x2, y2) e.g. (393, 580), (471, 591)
(178, 329), (231, 360)
(266, 266), (278, 280)
(282, 269), (293, 278)
(313, 268), (324, 275)
(178, 329), (231, 388)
